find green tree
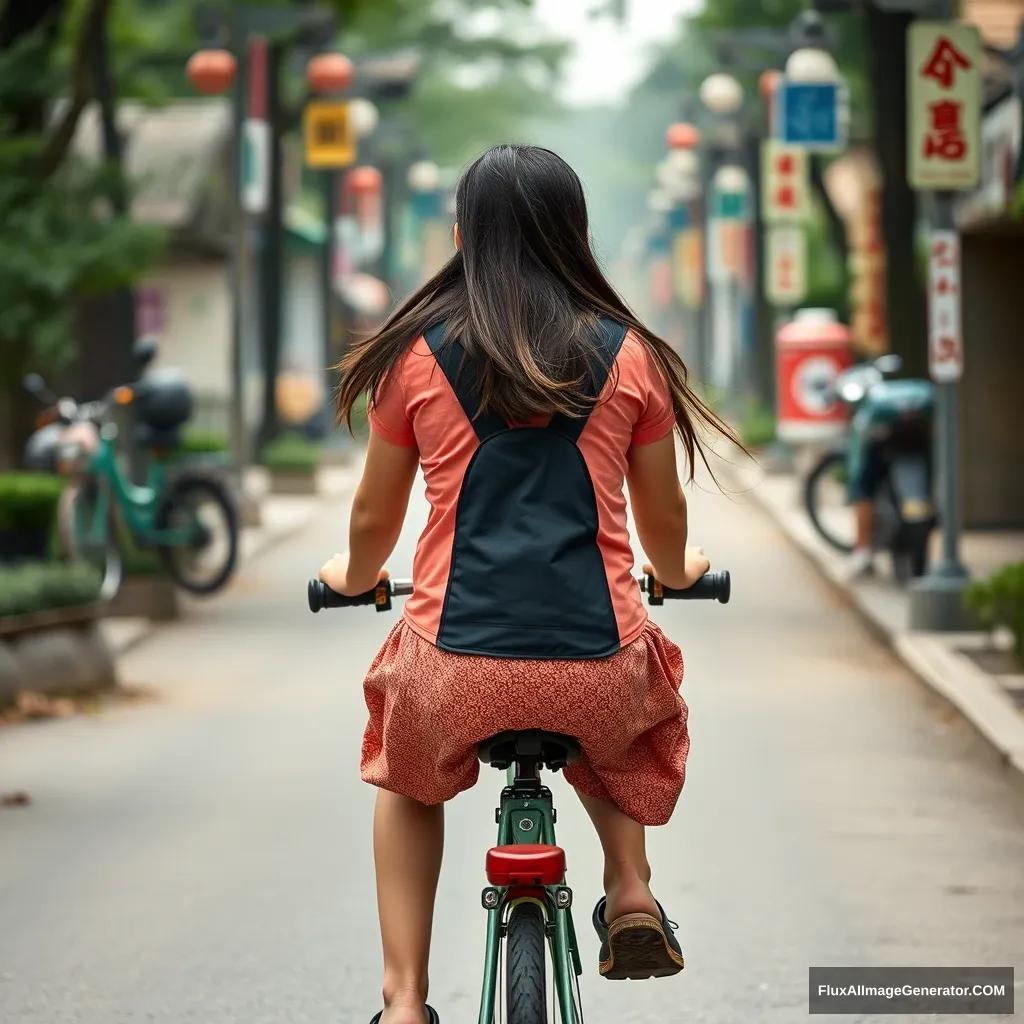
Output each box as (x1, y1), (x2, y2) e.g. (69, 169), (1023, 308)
(0, 0), (164, 468)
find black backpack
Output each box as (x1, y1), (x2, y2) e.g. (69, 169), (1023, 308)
(425, 315), (628, 660)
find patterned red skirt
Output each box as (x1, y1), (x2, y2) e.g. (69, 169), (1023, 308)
(360, 619), (688, 826)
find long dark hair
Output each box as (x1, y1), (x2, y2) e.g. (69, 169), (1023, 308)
(335, 144), (741, 480)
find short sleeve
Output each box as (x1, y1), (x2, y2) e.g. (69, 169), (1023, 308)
(367, 365), (416, 447)
(631, 347), (677, 446)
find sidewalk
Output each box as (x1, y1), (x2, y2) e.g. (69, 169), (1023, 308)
(719, 449), (1024, 781)
(99, 459), (362, 659)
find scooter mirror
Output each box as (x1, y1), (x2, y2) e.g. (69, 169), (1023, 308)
(875, 353), (902, 375)
(133, 336), (159, 369)
(23, 373), (46, 395)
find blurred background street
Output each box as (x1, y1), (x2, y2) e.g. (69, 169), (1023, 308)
(1, 0), (1023, 1020)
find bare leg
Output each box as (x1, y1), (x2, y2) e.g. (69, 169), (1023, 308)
(853, 499), (873, 550)
(374, 789), (444, 1024)
(577, 790), (661, 922)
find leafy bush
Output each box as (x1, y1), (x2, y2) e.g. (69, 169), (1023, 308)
(177, 430), (228, 454)
(739, 404), (776, 450)
(0, 561), (101, 618)
(260, 432), (321, 473)
(0, 473), (65, 534)
(964, 562), (1024, 662)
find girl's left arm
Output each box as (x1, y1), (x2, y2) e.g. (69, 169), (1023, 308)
(319, 428), (419, 595)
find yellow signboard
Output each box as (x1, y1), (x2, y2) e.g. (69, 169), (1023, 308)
(304, 101), (355, 169)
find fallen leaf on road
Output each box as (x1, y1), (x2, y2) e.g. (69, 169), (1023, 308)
(1, 791), (31, 807)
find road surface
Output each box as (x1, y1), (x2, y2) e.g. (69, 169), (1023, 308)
(2, 465), (1022, 1023)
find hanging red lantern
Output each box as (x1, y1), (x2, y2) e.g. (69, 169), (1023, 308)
(307, 53), (354, 95)
(347, 165), (382, 196)
(665, 122), (700, 150)
(186, 49), (237, 95)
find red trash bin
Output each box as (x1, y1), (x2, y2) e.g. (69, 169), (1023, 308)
(775, 309), (853, 444)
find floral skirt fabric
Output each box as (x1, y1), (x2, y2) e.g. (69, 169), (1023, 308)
(360, 619), (689, 826)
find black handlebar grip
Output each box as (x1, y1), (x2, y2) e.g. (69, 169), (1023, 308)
(307, 579), (393, 613)
(647, 570), (730, 605)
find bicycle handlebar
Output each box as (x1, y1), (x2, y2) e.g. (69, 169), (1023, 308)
(307, 570), (730, 614)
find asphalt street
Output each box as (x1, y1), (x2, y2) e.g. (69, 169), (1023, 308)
(2, 462), (1022, 1023)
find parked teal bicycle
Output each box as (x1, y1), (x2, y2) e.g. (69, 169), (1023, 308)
(308, 569), (731, 1024)
(24, 339), (239, 601)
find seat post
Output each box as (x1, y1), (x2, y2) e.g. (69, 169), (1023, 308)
(512, 755), (542, 796)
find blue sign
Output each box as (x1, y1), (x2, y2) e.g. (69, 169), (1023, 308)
(778, 82), (841, 149)
(712, 190), (748, 221)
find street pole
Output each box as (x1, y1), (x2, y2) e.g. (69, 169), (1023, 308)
(903, 4), (981, 630)
(908, 190), (969, 628)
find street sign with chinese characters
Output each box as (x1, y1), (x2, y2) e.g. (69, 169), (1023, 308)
(708, 220), (747, 283)
(777, 82), (842, 151)
(761, 140), (811, 222)
(908, 22), (981, 190)
(765, 225), (808, 306)
(304, 101), (355, 169)
(927, 230), (963, 382)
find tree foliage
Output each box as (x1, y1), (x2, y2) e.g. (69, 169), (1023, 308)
(0, 6), (163, 388)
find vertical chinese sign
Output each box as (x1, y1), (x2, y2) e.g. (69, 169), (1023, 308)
(908, 22), (980, 383)
(761, 139), (810, 307)
(928, 231), (963, 382)
(908, 23), (982, 190)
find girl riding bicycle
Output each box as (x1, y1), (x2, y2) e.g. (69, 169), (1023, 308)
(321, 144), (739, 1024)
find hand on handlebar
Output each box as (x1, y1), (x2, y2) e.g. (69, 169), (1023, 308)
(642, 546), (710, 592)
(318, 551), (390, 597)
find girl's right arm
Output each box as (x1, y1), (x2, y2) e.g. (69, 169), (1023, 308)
(627, 432), (709, 590)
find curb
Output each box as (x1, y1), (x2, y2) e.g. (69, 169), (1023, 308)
(718, 454), (1024, 786)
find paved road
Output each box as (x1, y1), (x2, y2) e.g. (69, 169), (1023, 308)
(2, 466), (1023, 1023)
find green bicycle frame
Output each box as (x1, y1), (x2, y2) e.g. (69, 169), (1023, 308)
(75, 426), (199, 549)
(477, 766), (584, 1024)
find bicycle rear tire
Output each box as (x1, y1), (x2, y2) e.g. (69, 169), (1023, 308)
(507, 901), (548, 1024)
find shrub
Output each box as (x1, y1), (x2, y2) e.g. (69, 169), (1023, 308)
(0, 473), (65, 535)
(177, 430), (229, 454)
(0, 561), (101, 618)
(260, 432), (321, 473)
(739, 404), (776, 450)
(964, 562), (1024, 662)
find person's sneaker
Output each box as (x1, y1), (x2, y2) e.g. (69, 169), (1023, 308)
(847, 547), (874, 578)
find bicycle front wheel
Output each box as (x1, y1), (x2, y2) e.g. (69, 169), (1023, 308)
(507, 901), (548, 1024)
(58, 481), (123, 601)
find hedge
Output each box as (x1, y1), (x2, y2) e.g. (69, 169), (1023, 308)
(0, 561), (101, 618)
(964, 561), (1024, 663)
(260, 432), (322, 473)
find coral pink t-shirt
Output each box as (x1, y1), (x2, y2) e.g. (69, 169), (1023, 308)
(368, 329), (677, 651)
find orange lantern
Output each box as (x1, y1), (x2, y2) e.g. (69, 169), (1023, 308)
(665, 122), (700, 150)
(347, 165), (382, 196)
(186, 49), (237, 95)
(307, 53), (354, 95)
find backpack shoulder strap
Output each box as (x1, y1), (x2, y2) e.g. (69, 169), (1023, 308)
(423, 322), (508, 441)
(547, 316), (629, 443)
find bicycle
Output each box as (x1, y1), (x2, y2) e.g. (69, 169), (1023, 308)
(24, 369), (240, 602)
(308, 569), (731, 1024)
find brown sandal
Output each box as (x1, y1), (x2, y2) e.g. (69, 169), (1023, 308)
(593, 898), (685, 980)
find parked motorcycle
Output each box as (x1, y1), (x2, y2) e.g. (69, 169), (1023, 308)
(23, 338), (239, 601)
(804, 354), (937, 582)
